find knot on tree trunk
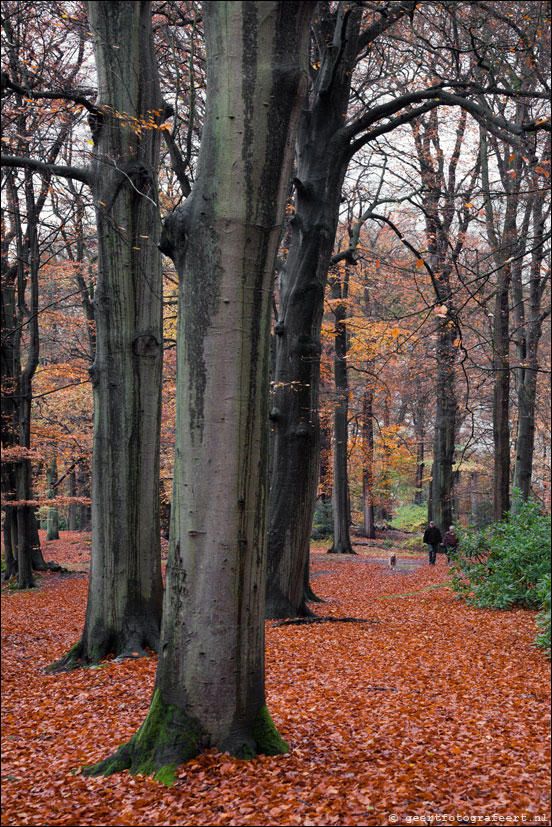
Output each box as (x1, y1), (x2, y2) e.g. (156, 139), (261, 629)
(133, 335), (160, 358)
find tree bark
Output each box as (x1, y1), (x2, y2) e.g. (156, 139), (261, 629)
(68, 470), (77, 531)
(46, 455), (60, 541)
(413, 380), (426, 506)
(266, 4), (363, 617)
(86, 1), (313, 776)
(328, 265), (354, 554)
(360, 385), (376, 539)
(52, 0), (164, 667)
(430, 320), (457, 532)
(492, 266), (511, 521)
(512, 143), (549, 503)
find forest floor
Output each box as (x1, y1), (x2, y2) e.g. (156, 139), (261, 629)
(1, 531), (550, 827)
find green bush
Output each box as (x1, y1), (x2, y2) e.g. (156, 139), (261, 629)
(403, 536), (426, 553)
(449, 499), (551, 656)
(450, 499), (550, 610)
(390, 504), (427, 533)
(311, 498), (334, 540)
(535, 573), (551, 658)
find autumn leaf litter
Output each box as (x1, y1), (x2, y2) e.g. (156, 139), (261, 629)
(1, 532), (550, 826)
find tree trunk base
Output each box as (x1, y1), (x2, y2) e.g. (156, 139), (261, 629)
(265, 588), (316, 620)
(327, 543), (357, 554)
(33, 560), (65, 573)
(2, 560), (18, 581)
(47, 625), (160, 673)
(303, 582), (324, 603)
(83, 690), (287, 780)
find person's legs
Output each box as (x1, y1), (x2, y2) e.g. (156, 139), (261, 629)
(429, 543), (437, 565)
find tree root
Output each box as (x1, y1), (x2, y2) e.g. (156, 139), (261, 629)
(270, 616), (380, 627)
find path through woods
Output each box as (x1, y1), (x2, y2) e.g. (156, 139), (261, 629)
(2, 532), (550, 826)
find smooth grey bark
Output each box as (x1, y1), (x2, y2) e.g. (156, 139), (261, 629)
(52, 0), (164, 667)
(87, 1), (314, 776)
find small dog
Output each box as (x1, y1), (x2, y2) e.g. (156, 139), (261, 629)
(389, 552), (397, 570)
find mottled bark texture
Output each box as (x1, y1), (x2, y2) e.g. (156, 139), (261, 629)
(52, 0), (164, 667)
(86, 1), (313, 776)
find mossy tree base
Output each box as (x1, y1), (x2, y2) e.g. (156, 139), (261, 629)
(83, 691), (288, 780)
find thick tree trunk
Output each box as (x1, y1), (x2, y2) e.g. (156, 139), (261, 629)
(513, 179), (547, 503)
(68, 470), (77, 531)
(77, 464), (91, 531)
(1, 171), (50, 587)
(46, 455), (60, 541)
(414, 441), (425, 505)
(492, 269), (511, 521)
(328, 268), (354, 554)
(430, 321), (457, 533)
(86, 1), (313, 777)
(413, 384), (426, 505)
(266, 5), (363, 618)
(360, 385), (376, 539)
(2, 503), (18, 581)
(514, 355), (538, 501)
(52, 0), (164, 667)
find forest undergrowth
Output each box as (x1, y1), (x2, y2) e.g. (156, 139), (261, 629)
(2, 531), (550, 827)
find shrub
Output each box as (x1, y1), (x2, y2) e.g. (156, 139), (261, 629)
(311, 498), (334, 540)
(450, 499), (551, 610)
(403, 536), (426, 553)
(449, 499), (551, 656)
(390, 504), (427, 533)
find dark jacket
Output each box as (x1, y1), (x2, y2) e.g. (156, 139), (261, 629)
(423, 525), (442, 545)
(444, 530), (458, 547)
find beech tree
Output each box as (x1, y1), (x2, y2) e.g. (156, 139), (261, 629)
(408, 108), (480, 532)
(481, 120), (550, 518)
(1, 2), (84, 585)
(3, 1), (166, 657)
(512, 134), (551, 502)
(86, 0), (314, 777)
(266, 1), (550, 617)
(327, 259), (355, 554)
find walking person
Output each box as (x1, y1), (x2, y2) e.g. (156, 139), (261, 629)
(423, 521), (442, 565)
(444, 525), (459, 563)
